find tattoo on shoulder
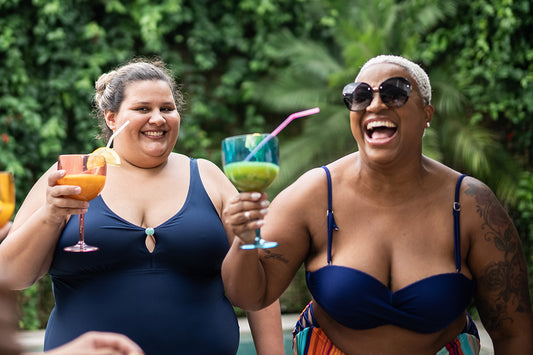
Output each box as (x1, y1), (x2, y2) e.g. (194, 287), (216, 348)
(262, 249), (289, 264)
(465, 181), (531, 330)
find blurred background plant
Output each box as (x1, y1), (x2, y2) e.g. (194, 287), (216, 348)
(1, 0), (531, 329)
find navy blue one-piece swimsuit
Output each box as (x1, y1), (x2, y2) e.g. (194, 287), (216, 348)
(44, 158), (239, 355)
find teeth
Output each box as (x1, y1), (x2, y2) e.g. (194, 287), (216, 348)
(144, 131), (164, 137)
(366, 121), (397, 130)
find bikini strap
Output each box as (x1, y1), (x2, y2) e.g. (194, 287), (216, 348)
(453, 174), (467, 272)
(321, 166), (338, 265)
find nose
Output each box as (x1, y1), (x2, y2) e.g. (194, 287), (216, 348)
(149, 109), (166, 125)
(365, 89), (387, 112)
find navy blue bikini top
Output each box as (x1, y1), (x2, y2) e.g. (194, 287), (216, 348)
(306, 167), (475, 334)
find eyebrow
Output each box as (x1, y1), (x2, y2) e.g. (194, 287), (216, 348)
(131, 100), (175, 106)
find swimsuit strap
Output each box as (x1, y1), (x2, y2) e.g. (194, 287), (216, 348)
(453, 174), (468, 272)
(321, 166), (338, 265)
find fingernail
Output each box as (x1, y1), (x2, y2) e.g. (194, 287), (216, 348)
(260, 208), (268, 215)
(260, 200), (269, 207)
(256, 220), (265, 227)
(251, 192), (261, 199)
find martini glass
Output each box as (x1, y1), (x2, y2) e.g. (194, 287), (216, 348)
(0, 172), (15, 228)
(57, 154), (107, 252)
(222, 133), (279, 249)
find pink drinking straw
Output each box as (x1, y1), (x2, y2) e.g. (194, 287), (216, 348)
(244, 107), (320, 161)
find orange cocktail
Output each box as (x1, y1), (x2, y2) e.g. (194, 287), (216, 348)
(0, 172), (15, 227)
(57, 174), (106, 201)
(57, 154), (107, 252)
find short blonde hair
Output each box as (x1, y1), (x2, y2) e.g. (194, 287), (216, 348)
(358, 55), (432, 105)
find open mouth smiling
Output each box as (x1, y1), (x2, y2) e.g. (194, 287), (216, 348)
(365, 120), (397, 141)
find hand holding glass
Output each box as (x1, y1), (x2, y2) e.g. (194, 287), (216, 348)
(222, 133), (279, 249)
(57, 154), (107, 252)
(0, 172), (15, 228)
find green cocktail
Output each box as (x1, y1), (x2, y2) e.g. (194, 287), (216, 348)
(223, 161), (279, 192)
(222, 133), (279, 249)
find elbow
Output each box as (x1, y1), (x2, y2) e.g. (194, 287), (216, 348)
(1, 269), (38, 290)
(0, 259), (41, 290)
(223, 277), (269, 311)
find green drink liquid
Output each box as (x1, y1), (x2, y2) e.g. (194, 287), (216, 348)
(224, 161), (279, 192)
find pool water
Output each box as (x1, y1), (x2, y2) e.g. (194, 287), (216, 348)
(236, 331), (293, 355)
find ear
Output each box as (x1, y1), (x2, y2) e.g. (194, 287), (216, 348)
(104, 111), (117, 131)
(424, 104), (434, 127)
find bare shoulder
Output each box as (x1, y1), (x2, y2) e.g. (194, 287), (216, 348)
(272, 166), (328, 208)
(196, 157), (233, 187)
(460, 176), (532, 333)
(196, 157), (222, 173)
(196, 157), (237, 211)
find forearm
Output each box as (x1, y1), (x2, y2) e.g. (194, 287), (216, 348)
(0, 207), (65, 289)
(222, 238), (269, 310)
(246, 300), (284, 355)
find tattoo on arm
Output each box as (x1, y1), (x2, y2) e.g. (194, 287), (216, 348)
(262, 249), (289, 264)
(465, 182), (531, 331)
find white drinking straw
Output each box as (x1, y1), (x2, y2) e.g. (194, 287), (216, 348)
(244, 108), (320, 161)
(106, 120), (130, 148)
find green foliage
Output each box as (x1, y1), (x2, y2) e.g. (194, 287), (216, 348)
(515, 172), (533, 276)
(420, 0), (533, 163)
(17, 276), (54, 330)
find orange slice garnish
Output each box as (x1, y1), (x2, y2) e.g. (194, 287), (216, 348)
(90, 147), (121, 166)
(86, 154), (106, 171)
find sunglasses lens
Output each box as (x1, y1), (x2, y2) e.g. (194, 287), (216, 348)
(379, 77), (411, 108)
(343, 82), (372, 111)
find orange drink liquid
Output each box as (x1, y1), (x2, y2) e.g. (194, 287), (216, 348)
(0, 172), (15, 227)
(0, 201), (15, 227)
(57, 174), (106, 201)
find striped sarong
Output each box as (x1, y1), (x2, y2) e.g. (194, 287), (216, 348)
(293, 302), (480, 355)
(436, 332), (481, 355)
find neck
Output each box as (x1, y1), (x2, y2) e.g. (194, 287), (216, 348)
(120, 153), (172, 173)
(354, 153), (431, 204)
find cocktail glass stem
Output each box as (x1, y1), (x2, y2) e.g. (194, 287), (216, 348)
(240, 229), (278, 250)
(63, 213), (98, 252)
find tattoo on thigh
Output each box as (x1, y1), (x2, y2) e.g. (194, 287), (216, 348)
(465, 183), (530, 330)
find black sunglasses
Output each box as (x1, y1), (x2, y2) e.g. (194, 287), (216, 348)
(342, 77), (411, 112)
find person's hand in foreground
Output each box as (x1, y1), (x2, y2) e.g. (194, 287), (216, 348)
(37, 331), (144, 355)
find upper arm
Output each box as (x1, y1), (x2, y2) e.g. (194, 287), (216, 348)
(463, 178), (533, 340)
(257, 169), (325, 304)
